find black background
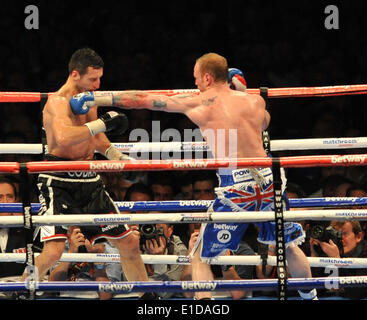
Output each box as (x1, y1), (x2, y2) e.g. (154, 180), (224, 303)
(1, 0), (367, 141)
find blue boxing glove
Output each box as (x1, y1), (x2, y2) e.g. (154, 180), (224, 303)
(228, 68), (247, 92)
(84, 111), (129, 136)
(70, 91), (95, 115)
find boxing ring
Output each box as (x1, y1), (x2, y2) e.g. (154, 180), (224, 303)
(1, 84), (367, 301)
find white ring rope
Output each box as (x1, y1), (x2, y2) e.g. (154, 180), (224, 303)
(1, 136), (367, 154)
(1, 209), (367, 227)
(1, 253), (367, 269)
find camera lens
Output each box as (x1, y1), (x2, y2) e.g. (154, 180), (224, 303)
(310, 225), (324, 239)
(140, 224), (156, 236)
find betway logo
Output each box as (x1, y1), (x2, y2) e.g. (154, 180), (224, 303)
(339, 276), (367, 285)
(99, 283), (134, 292)
(331, 155), (367, 164)
(213, 223), (238, 231)
(179, 200), (212, 207)
(90, 162), (126, 170)
(173, 161), (208, 168)
(181, 281), (217, 291)
(116, 201), (135, 209)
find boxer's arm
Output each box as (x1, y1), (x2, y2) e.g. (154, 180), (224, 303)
(85, 108), (132, 160)
(263, 110), (270, 131)
(48, 96), (93, 147)
(70, 90), (200, 115)
(86, 108), (109, 152)
(250, 94), (269, 131)
(113, 91), (200, 114)
(87, 109), (111, 155)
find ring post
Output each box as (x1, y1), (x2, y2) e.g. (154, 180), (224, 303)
(19, 163), (37, 300)
(272, 157), (287, 300)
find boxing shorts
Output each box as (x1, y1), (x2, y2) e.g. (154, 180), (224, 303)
(36, 154), (131, 244)
(194, 167), (305, 261)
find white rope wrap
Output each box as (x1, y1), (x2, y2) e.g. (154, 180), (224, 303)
(2, 253), (367, 269)
(2, 137), (367, 154)
(0, 209), (366, 227)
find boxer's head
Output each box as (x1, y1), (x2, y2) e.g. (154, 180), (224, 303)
(69, 48), (104, 92)
(194, 53), (228, 92)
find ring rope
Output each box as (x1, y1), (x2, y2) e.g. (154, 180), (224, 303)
(112, 138), (367, 152)
(1, 196), (366, 213)
(1, 276), (366, 293)
(0, 209), (366, 227)
(2, 137), (367, 154)
(2, 86), (367, 298)
(1, 84), (367, 103)
(1, 253), (366, 269)
(1, 154), (367, 174)
(22, 154), (367, 174)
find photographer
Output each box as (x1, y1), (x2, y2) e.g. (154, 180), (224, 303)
(102, 182), (187, 299)
(310, 220), (367, 299)
(104, 222), (187, 299)
(140, 223), (187, 283)
(309, 221), (344, 259)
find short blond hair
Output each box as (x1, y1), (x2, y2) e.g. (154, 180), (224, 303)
(196, 53), (228, 82)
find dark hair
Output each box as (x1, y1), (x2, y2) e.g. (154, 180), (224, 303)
(286, 182), (306, 198)
(147, 172), (173, 187)
(124, 182), (154, 201)
(346, 220), (363, 236)
(0, 176), (18, 199)
(346, 183), (367, 197)
(192, 171), (218, 187)
(322, 174), (352, 197)
(68, 48), (104, 75)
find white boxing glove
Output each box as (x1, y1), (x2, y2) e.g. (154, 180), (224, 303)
(105, 145), (134, 160)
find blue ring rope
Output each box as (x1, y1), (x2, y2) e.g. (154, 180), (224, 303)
(2, 277), (367, 292)
(1, 197), (367, 213)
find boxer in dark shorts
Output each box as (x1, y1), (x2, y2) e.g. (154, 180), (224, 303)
(37, 154), (132, 244)
(19, 48), (152, 300)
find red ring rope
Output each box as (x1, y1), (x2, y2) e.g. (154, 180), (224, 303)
(1, 84), (367, 103)
(0, 155), (365, 174)
(22, 154), (367, 173)
(0, 162), (20, 173)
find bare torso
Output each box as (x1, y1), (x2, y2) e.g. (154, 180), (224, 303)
(43, 84), (100, 160)
(185, 86), (268, 159)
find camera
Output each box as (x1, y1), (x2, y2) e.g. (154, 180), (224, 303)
(310, 224), (342, 244)
(139, 224), (165, 244)
(309, 222), (343, 256)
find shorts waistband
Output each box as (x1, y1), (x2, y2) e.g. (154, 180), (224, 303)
(44, 154), (72, 161)
(43, 154), (98, 179)
(216, 167), (273, 187)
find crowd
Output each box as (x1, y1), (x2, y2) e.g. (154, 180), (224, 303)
(1, 163), (367, 299)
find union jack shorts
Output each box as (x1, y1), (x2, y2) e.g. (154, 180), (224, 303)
(197, 167), (305, 260)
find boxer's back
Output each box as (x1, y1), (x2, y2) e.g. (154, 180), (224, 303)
(186, 87), (268, 159)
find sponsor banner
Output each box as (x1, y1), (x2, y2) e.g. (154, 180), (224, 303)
(90, 162), (125, 170)
(178, 200), (212, 208)
(173, 161), (209, 169)
(181, 213), (212, 222)
(331, 155), (367, 164)
(93, 216), (131, 223)
(323, 139), (358, 146)
(181, 281), (217, 291)
(99, 283), (134, 292)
